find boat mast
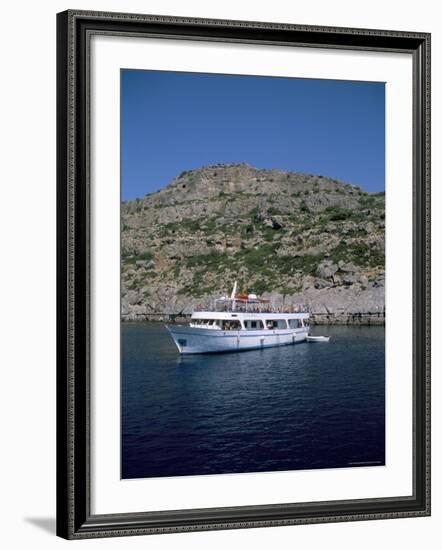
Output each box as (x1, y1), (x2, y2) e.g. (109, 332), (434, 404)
(230, 281), (237, 311)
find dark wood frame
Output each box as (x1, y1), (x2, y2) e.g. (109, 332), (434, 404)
(56, 9), (431, 539)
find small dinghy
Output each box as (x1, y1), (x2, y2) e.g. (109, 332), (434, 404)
(307, 335), (330, 343)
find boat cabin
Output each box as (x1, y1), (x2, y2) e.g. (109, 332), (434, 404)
(189, 311), (309, 331)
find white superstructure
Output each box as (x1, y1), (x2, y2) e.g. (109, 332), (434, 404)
(166, 284), (309, 354)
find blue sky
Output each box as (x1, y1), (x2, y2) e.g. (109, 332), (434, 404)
(121, 69), (385, 201)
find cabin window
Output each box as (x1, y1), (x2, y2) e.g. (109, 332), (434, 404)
(289, 319), (301, 329)
(244, 320), (264, 330)
(266, 319), (288, 329)
(221, 320), (241, 330)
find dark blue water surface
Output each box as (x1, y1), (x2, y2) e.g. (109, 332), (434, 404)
(122, 323), (385, 479)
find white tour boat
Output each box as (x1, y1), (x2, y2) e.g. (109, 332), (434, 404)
(166, 282), (310, 354)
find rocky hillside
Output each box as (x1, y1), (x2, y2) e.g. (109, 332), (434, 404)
(122, 163), (385, 324)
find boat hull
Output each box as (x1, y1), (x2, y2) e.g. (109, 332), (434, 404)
(166, 325), (309, 354)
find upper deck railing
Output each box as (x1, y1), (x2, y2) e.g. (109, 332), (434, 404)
(194, 297), (309, 314)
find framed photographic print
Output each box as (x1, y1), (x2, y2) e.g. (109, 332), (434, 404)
(56, 10), (431, 539)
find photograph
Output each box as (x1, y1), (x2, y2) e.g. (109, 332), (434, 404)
(120, 69), (386, 480)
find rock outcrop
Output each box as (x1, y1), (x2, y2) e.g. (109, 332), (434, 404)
(121, 163), (385, 324)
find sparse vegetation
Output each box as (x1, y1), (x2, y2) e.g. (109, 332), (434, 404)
(185, 250), (229, 270)
(300, 201), (310, 213)
(359, 195), (382, 209)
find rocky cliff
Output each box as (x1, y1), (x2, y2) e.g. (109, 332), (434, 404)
(121, 163), (385, 324)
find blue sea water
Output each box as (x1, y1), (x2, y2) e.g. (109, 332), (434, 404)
(121, 323), (385, 479)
